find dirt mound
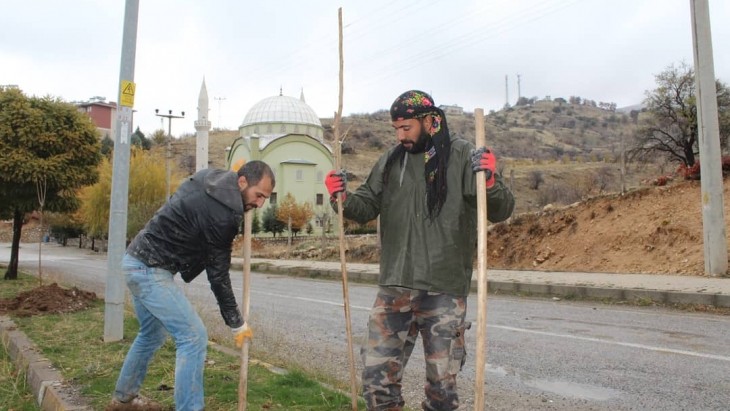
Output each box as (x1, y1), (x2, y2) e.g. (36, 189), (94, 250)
(0, 283), (98, 317)
(488, 180), (723, 275)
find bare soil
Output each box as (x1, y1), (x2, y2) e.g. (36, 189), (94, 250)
(0, 283), (98, 317)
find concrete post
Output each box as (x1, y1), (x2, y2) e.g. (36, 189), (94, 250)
(104, 0), (139, 342)
(690, 0), (727, 276)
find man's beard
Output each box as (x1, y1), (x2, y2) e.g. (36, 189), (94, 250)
(241, 189), (256, 211)
(402, 130), (430, 153)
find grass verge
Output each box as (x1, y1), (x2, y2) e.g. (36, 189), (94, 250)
(2, 273), (364, 410)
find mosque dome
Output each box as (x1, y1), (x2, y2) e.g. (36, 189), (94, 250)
(241, 95), (322, 128)
(239, 93), (324, 142)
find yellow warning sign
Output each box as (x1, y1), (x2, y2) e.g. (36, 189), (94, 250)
(120, 80), (136, 107)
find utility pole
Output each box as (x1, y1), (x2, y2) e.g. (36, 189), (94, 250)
(620, 132), (626, 195)
(504, 75), (509, 108)
(516, 73), (522, 103)
(105, 0), (138, 342)
(690, 0), (727, 276)
(155, 109), (185, 199)
(215, 96), (226, 129)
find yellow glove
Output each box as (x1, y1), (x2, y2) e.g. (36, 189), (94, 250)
(233, 324), (253, 348)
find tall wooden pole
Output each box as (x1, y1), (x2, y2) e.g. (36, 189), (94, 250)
(473, 108), (489, 410)
(237, 210), (253, 411)
(334, 7), (359, 410)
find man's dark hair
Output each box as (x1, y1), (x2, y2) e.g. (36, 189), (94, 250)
(237, 160), (275, 187)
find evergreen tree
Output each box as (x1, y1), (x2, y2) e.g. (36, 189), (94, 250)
(0, 88), (101, 279)
(262, 205), (285, 237)
(130, 127), (151, 150)
(100, 134), (114, 157)
(252, 210), (262, 235)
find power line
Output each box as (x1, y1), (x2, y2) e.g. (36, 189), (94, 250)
(357, 0), (583, 87)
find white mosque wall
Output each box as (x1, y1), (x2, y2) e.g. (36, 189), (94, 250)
(227, 134), (334, 225)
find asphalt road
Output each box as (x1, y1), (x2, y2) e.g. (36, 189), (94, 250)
(4, 243), (730, 410)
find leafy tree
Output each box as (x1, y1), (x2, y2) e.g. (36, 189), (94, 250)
(101, 134), (114, 157)
(47, 211), (85, 247)
(252, 210), (262, 235)
(79, 148), (178, 242)
(276, 193), (314, 236)
(151, 129), (167, 145)
(0, 88), (101, 279)
(569, 96), (582, 105)
(78, 157), (112, 241)
(515, 96), (531, 106)
(262, 205), (285, 237)
(130, 127), (151, 150)
(629, 62), (730, 168)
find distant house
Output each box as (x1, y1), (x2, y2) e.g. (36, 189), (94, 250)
(75, 97), (117, 139)
(439, 104), (464, 116)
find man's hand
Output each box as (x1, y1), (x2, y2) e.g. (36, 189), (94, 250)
(325, 170), (347, 200)
(233, 323), (253, 348)
(470, 147), (496, 189)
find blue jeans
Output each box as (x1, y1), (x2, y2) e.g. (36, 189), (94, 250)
(114, 254), (208, 411)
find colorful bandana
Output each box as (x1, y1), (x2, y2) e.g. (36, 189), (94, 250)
(389, 90), (437, 121)
(385, 90), (451, 219)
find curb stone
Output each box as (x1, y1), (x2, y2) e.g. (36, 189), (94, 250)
(0, 315), (92, 410)
(246, 262), (730, 308)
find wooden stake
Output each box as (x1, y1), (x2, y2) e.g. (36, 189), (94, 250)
(473, 108), (489, 410)
(334, 7), (359, 410)
(237, 210), (253, 411)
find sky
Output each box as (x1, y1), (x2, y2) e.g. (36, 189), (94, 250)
(2, 0), (729, 137)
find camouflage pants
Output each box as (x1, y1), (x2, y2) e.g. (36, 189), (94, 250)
(361, 287), (468, 411)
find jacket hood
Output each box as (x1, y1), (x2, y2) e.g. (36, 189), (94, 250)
(200, 169), (244, 213)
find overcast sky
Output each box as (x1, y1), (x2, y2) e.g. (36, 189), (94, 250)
(2, 0), (729, 136)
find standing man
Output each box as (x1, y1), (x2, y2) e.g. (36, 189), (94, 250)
(108, 161), (274, 411)
(325, 90), (514, 410)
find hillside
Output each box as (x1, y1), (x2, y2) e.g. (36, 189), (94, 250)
(169, 101), (653, 214)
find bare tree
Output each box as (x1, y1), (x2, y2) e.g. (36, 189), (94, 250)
(628, 62), (730, 167)
(528, 170), (545, 190)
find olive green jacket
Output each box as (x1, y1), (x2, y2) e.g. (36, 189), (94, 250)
(336, 138), (515, 296)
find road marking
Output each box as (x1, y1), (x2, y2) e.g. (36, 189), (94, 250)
(494, 325), (730, 362)
(249, 289), (371, 311)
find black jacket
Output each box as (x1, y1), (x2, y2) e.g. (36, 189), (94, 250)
(127, 169), (244, 328)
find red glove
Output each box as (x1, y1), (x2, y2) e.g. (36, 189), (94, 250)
(325, 170), (347, 200)
(470, 147), (496, 188)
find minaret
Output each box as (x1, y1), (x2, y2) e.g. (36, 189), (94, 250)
(194, 78), (211, 171)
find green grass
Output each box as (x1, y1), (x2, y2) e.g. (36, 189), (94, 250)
(0, 347), (39, 411)
(2, 273), (364, 410)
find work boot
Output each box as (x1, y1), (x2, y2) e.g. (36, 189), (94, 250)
(104, 395), (163, 411)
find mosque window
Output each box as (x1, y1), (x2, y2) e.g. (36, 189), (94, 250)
(316, 193), (324, 205)
(295, 169), (303, 181)
(269, 192), (277, 205)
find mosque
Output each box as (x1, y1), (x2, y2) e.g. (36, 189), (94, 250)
(195, 81), (335, 227)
